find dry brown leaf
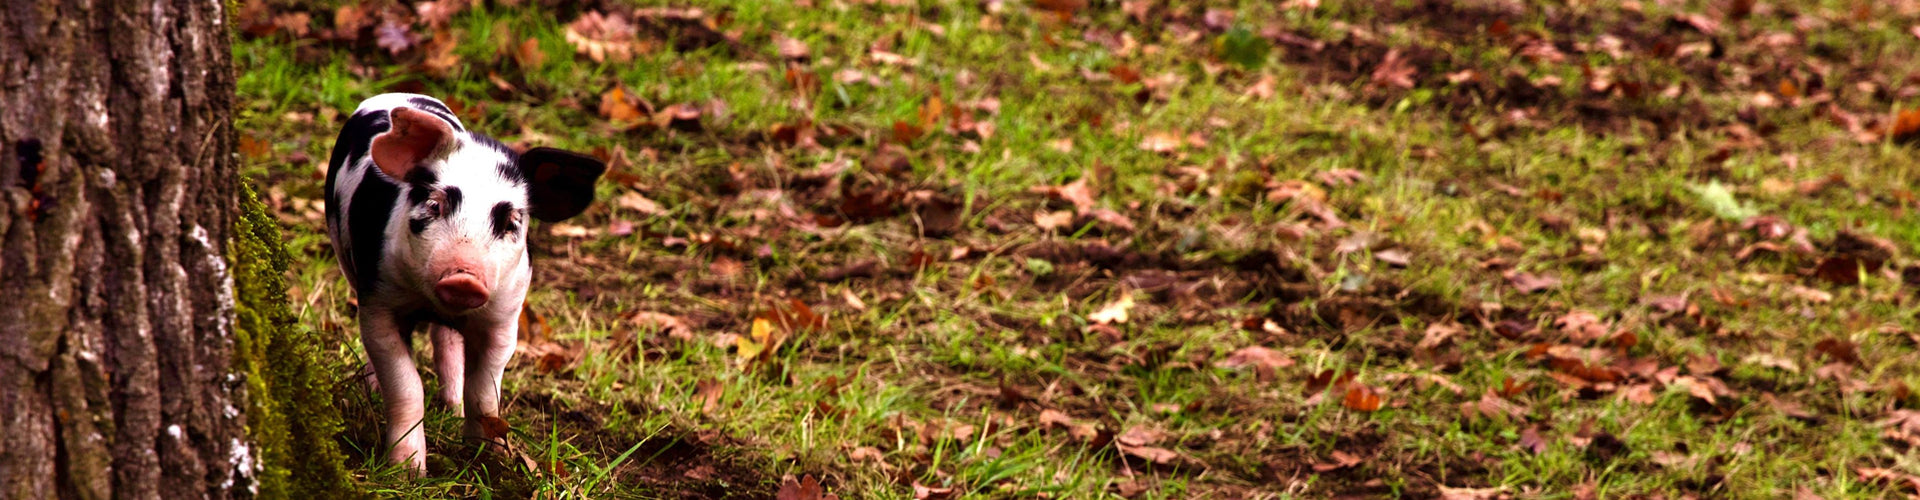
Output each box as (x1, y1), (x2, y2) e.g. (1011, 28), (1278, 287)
(1088, 293), (1135, 324)
(1310, 450), (1363, 472)
(419, 29), (463, 78)
(565, 11), (639, 63)
(1553, 310), (1610, 343)
(1438, 485), (1509, 500)
(627, 311), (692, 340)
(415, 0), (468, 28)
(695, 378), (724, 414)
(1029, 178), (1097, 211)
(911, 481), (957, 500)
(548, 223), (596, 238)
(1370, 49), (1417, 89)
(1418, 322), (1465, 350)
(1034, 210), (1074, 231)
(774, 34), (810, 59)
(513, 37), (546, 69)
(1858, 468), (1920, 494)
(1082, 208), (1135, 231)
(777, 474), (840, 500)
(1506, 271), (1561, 294)
(1139, 131), (1183, 153)
(1742, 353), (1801, 373)
(616, 190), (665, 215)
(1216, 345), (1294, 371)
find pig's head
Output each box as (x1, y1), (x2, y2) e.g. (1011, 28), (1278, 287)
(369, 107), (606, 314)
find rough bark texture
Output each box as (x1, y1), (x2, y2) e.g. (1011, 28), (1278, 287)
(0, 0), (322, 497)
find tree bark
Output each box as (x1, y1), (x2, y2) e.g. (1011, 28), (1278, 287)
(0, 0), (256, 498)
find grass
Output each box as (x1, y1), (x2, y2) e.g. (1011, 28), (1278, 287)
(236, 0), (1920, 497)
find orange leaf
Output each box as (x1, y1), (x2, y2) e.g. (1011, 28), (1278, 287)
(479, 415), (511, 441)
(1891, 109), (1920, 142)
(892, 120), (925, 144)
(599, 86), (646, 123)
(1342, 386), (1384, 412)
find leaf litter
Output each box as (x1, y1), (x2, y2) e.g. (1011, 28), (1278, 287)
(234, 0), (1920, 497)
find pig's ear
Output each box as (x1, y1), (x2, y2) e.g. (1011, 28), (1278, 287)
(370, 108), (454, 180)
(519, 147), (606, 222)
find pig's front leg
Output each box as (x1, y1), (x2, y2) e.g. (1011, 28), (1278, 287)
(362, 310), (428, 475)
(461, 312), (519, 446)
(431, 324), (465, 415)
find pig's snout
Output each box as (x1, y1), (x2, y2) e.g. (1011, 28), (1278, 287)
(434, 273), (490, 311)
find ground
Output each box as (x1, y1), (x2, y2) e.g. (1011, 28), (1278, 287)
(236, 0), (1920, 498)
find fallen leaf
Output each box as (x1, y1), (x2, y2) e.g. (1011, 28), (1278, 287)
(1115, 426), (1181, 464)
(599, 86), (648, 123)
(1518, 425), (1548, 454)
(1034, 210), (1074, 231)
(1689, 181), (1758, 221)
(777, 474), (840, 500)
(375, 21), (415, 55)
(1216, 346), (1294, 378)
(774, 34), (809, 60)
(1506, 271), (1561, 294)
(565, 11), (639, 63)
(478, 415), (512, 443)
(1671, 13), (1720, 35)
(1370, 49), (1417, 89)
(414, 0), (467, 28)
(1857, 468), (1920, 494)
(1311, 450), (1363, 471)
(912, 481), (957, 500)
(1438, 485), (1509, 500)
(548, 223), (595, 238)
(1029, 178), (1097, 211)
(1082, 208), (1135, 231)
(696, 378), (724, 414)
(1342, 386), (1385, 412)
(272, 12), (311, 38)
(1814, 338), (1861, 365)
(1375, 248), (1411, 268)
(513, 37), (546, 69)
(1418, 322), (1465, 350)
(1553, 310), (1610, 343)
(1743, 353), (1800, 373)
(627, 311), (693, 340)
(616, 190), (665, 215)
(734, 317), (783, 366)
(1787, 285), (1833, 303)
(1812, 256), (1866, 285)
(418, 29), (463, 78)
(1088, 293), (1135, 325)
(1139, 132), (1183, 153)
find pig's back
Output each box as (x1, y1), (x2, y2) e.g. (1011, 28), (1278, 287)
(324, 94), (466, 292)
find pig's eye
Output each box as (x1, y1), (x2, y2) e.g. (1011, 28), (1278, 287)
(489, 201), (520, 239)
(421, 199), (443, 218)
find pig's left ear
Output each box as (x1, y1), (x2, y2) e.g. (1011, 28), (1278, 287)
(519, 147), (607, 222)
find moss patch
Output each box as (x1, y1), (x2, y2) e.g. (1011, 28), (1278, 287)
(233, 182), (359, 498)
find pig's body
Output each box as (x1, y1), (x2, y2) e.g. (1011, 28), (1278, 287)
(325, 94), (603, 474)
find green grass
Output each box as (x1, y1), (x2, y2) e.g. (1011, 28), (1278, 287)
(237, 0), (1920, 497)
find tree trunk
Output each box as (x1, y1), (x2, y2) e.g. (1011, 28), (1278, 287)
(0, 0), (346, 498)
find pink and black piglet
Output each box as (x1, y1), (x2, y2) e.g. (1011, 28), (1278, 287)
(324, 93), (603, 474)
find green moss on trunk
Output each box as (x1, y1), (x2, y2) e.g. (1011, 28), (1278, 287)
(233, 183), (361, 498)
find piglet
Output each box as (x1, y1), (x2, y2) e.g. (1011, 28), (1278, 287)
(324, 93), (604, 474)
